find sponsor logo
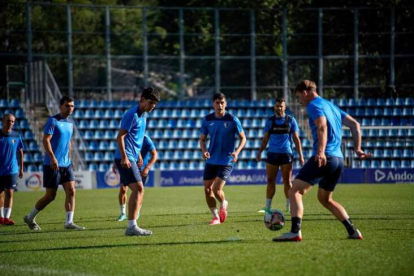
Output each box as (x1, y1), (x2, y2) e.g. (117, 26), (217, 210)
(224, 122), (229, 128)
(160, 177), (174, 186)
(375, 170), (386, 182)
(209, 123), (214, 126)
(104, 170), (120, 187)
(26, 173), (42, 191)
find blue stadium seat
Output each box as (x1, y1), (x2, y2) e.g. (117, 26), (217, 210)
(85, 152), (93, 161)
(395, 98), (404, 106)
(188, 139), (198, 149)
(0, 99), (8, 107)
(88, 163), (98, 171)
(393, 149), (402, 158)
(380, 118), (390, 126)
(374, 149), (383, 157)
(393, 108), (402, 116)
(385, 99), (394, 106)
(404, 98), (413, 106)
(338, 99), (347, 107)
(361, 160), (370, 168)
(371, 118), (380, 126)
(98, 163), (109, 172)
(383, 149), (392, 158)
(357, 98), (366, 106)
(365, 108), (374, 117)
(109, 119), (119, 129)
(391, 160), (400, 168)
(33, 153), (43, 162)
(401, 160), (410, 168)
(23, 153), (32, 162)
(380, 160), (390, 168)
(89, 120), (99, 129)
(84, 130), (93, 139)
(367, 98), (376, 106)
(24, 131), (34, 140)
(94, 152), (104, 161)
(103, 109), (114, 118)
(94, 130), (104, 140)
(84, 109), (94, 118)
(98, 120), (109, 129)
(370, 160), (380, 168)
(29, 141), (39, 151)
(73, 110), (84, 119)
(247, 160), (257, 169)
(177, 140), (188, 149)
(348, 99), (357, 106)
(94, 110), (104, 118)
(378, 129), (388, 137)
(104, 130), (114, 139)
(402, 108), (412, 116)
(397, 129), (407, 137)
(99, 141), (109, 150)
(89, 141), (98, 150)
(114, 109), (124, 118)
(407, 129), (414, 136)
(27, 164), (38, 172)
(109, 141), (117, 150)
(376, 98), (385, 106)
(79, 120), (89, 129)
(374, 108), (382, 117)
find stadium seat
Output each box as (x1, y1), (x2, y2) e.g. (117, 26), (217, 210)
(23, 153), (33, 162)
(385, 99), (394, 106)
(404, 98), (413, 106)
(338, 99), (347, 107)
(371, 160), (380, 168)
(380, 118), (390, 126)
(98, 163), (109, 172)
(103, 109), (114, 118)
(93, 152), (104, 161)
(392, 149), (402, 158)
(85, 152), (93, 161)
(27, 164), (38, 172)
(85, 110), (94, 118)
(380, 160), (390, 168)
(24, 131), (34, 139)
(395, 98), (404, 106)
(401, 160), (410, 168)
(99, 141), (109, 150)
(383, 149), (392, 158)
(391, 160), (400, 167)
(29, 141), (39, 151)
(109, 141), (117, 150)
(114, 109), (124, 118)
(367, 98), (376, 106)
(89, 141), (98, 150)
(33, 153), (43, 162)
(88, 163), (98, 171)
(89, 120), (99, 129)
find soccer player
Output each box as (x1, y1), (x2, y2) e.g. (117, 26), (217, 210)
(114, 87), (160, 236)
(24, 95), (85, 231)
(0, 114), (24, 225)
(115, 134), (158, 221)
(200, 93), (246, 225)
(255, 98), (304, 212)
(273, 80), (371, 242)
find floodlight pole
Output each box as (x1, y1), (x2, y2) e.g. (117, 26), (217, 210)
(250, 9), (257, 101)
(215, 9), (221, 94)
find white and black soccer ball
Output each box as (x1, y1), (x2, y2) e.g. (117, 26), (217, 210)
(264, 209), (285, 231)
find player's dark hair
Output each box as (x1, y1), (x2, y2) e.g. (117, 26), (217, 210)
(275, 98), (285, 104)
(213, 93), (226, 101)
(59, 95), (74, 106)
(141, 87), (161, 103)
(295, 80), (317, 93)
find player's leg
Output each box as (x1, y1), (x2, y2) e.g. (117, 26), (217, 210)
(137, 175), (148, 220)
(212, 177), (228, 223)
(3, 188), (14, 225)
(280, 162), (293, 211)
(125, 181), (151, 236)
(62, 180), (84, 230)
(263, 163), (279, 211)
(204, 179), (219, 225)
(24, 187), (57, 231)
(116, 185), (128, 221)
(0, 190), (4, 224)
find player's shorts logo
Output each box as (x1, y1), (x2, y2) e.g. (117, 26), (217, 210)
(104, 170), (120, 187)
(26, 173), (42, 191)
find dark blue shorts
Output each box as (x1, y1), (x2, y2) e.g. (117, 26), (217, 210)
(0, 174), (18, 192)
(295, 156), (344, 191)
(43, 165), (75, 188)
(266, 152), (293, 166)
(203, 163), (234, 181)
(115, 159), (143, 186)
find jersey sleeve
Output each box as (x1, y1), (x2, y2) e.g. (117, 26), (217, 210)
(44, 117), (56, 135)
(290, 117), (299, 133)
(147, 136), (156, 151)
(264, 118), (272, 133)
(200, 117), (208, 136)
(307, 103), (325, 122)
(233, 116), (244, 134)
(18, 134), (24, 150)
(120, 111), (135, 132)
(339, 108), (348, 119)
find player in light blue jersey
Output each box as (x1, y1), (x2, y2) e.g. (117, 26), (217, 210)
(0, 114), (24, 226)
(200, 93), (247, 225)
(255, 98), (304, 213)
(24, 96), (85, 231)
(273, 80), (371, 242)
(115, 87), (160, 236)
(115, 135), (157, 221)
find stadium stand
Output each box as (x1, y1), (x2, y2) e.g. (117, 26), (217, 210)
(72, 98), (413, 171)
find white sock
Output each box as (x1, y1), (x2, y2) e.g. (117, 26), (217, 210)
(66, 211), (74, 225)
(4, 208), (11, 219)
(286, 198), (290, 206)
(27, 207), (39, 221)
(0, 207), (4, 218)
(120, 204), (126, 215)
(210, 207), (219, 219)
(128, 219), (137, 228)
(220, 200), (228, 209)
(266, 198), (272, 208)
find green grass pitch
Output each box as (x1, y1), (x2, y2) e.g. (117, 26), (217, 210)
(1, 184), (413, 276)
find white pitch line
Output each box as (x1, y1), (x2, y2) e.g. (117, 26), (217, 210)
(0, 264), (101, 276)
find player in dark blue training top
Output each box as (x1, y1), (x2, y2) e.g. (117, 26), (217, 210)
(114, 87), (160, 236)
(200, 93), (246, 225)
(115, 134), (157, 221)
(24, 95), (85, 231)
(255, 98), (304, 213)
(273, 80), (371, 242)
(0, 114), (24, 226)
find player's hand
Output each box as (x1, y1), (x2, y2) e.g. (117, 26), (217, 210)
(19, 169), (24, 179)
(255, 152), (262, 162)
(231, 151), (239, 163)
(202, 151), (210, 160)
(121, 158), (131, 168)
(299, 156), (305, 166)
(141, 166), (149, 177)
(355, 149), (372, 160)
(137, 155), (143, 168)
(315, 153), (327, 167)
(112, 163), (117, 174)
(50, 158), (59, 170)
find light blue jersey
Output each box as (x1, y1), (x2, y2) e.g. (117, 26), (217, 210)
(200, 112), (244, 166)
(264, 114), (299, 154)
(141, 135), (156, 167)
(306, 97), (347, 158)
(44, 114), (73, 167)
(0, 130), (23, 175)
(114, 106), (147, 163)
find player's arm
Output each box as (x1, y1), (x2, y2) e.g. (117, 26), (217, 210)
(199, 134), (210, 160)
(342, 115), (372, 159)
(116, 129), (131, 168)
(17, 148), (24, 178)
(137, 153), (143, 168)
(292, 132), (305, 165)
(141, 149), (158, 178)
(43, 134), (59, 170)
(255, 132), (269, 162)
(314, 116), (328, 167)
(231, 131), (247, 163)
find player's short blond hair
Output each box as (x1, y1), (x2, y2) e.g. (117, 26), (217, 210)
(295, 80), (317, 93)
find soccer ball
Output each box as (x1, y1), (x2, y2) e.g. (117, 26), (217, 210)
(264, 209), (285, 231)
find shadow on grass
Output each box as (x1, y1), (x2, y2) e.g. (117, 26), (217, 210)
(0, 239), (244, 254)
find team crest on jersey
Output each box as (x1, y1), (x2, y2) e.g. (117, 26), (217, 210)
(224, 122), (229, 128)
(12, 139), (15, 144)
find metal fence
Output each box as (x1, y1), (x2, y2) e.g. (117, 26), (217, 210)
(1, 2), (414, 102)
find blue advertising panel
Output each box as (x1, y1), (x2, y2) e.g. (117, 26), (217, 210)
(341, 168), (365, 183)
(365, 168), (414, 184)
(97, 171), (154, 188)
